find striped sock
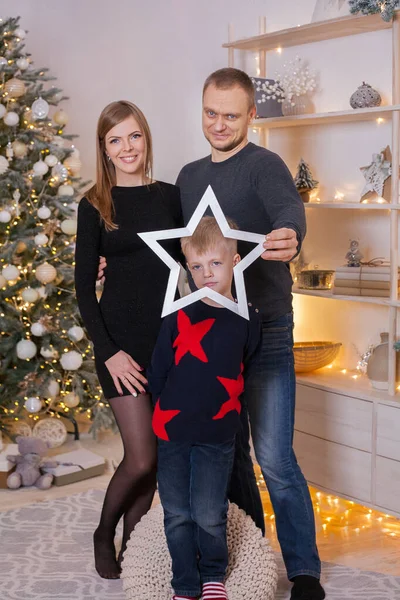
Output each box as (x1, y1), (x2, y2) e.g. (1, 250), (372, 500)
(201, 582), (228, 600)
(172, 595), (198, 600)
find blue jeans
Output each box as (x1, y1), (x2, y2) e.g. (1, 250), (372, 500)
(228, 312), (321, 580)
(157, 438), (235, 597)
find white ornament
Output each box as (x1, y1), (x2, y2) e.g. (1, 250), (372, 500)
(21, 287), (39, 302)
(68, 326), (84, 342)
(37, 286), (48, 299)
(0, 274), (6, 288)
(53, 109), (69, 126)
(46, 379), (60, 398)
(33, 160), (49, 176)
(16, 339), (37, 360)
(24, 397), (42, 414)
(37, 205), (51, 219)
(52, 136), (65, 148)
(0, 210), (11, 223)
(57, 184), (74, 197)
(138, 186), (266, 320)
(6, 141), (13, 159)
(32, 418), (67, 448)
(31, 97), (49, 120)
(49, 87), (62, 103)
(64, 392), (80, 408)
(0, 57), (7, 68)
(61, 219), (77, 235)
(16, 57), (29, 70)
(45, 154), (58, 167)
(34, 233), (49, 246)
(0, 155), (9, 175)
(60, 350), (83, 371)
(35, 262), (57, 284)
(31, 322), (47, 337)
(0, 104), (6, 118)
(15, 28), (27, 39)
(2, 264), (20, 281)
(52, 163), (68, 182)
(12, 140), (28, 158)
(40, 345), (59, 359)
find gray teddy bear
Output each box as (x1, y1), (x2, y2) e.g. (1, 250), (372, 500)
(7, 436), (58, 490)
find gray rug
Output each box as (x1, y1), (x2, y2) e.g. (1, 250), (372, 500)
(0, 490), (399, 600)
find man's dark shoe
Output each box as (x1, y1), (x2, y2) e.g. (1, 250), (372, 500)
(290, 575), (325, 600)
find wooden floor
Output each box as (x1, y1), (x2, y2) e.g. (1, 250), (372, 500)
(1, 430), (399, 577)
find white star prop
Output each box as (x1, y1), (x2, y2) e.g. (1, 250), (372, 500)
(138, 185), (265, 320)
(360, 150), (392, 198)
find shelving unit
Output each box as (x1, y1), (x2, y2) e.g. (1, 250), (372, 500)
(225, 12), (400, 514)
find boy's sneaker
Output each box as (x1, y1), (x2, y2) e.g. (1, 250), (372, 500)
(201, 582), (228, 599)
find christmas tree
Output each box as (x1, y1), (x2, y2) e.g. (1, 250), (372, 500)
(0, 17), (114, 441)
(349, 0), (400, 22)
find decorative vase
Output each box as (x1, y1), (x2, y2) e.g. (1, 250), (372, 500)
(281, 95), (310, 117)
(350, 82), (381, 109)
(366, 332), (400, 390)
(298, 189), (311, 203)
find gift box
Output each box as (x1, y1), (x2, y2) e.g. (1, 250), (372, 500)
(0, 444), (19, 489)
(42, 448), (106, 486)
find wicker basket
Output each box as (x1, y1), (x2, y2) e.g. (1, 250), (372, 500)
(294, 341), (342, 373)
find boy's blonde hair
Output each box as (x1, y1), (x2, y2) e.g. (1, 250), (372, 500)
(181, 216), (238, 258)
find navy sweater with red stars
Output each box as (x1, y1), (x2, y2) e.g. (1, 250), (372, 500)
(147, 300), (261, 444)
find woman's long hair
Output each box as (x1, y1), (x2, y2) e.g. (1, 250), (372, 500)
(86, 100), (154, 230)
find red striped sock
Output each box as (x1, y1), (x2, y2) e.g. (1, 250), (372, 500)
(201, 582), (228, 600)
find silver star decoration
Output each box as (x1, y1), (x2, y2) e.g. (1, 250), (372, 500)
(138, 185), (265, 320)
(360, 150), (392, 198)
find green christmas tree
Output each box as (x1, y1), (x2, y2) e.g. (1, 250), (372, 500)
(294, 158), (319, 191)
(349, 0), (400, 22)
(0, 17), (114, 441)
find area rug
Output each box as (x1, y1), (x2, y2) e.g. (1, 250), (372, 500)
(0, 490), (399, 600)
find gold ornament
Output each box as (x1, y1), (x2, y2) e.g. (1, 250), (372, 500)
(12, 140), (28, 158)
(53, 109), (69, 126)
(15, 241), (27, 254)
(64, 392), (80, 408)
(63, 154), (82, 176)
(60, 219), (77, 235)
(5, 77), (26, 98)
(35, 262), (57, 284)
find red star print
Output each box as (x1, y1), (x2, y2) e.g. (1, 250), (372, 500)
(213, 365), (244, 420)
(173, 310), (215, 365)
(152, 399), (180, 441)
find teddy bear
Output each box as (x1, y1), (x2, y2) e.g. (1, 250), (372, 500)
(7, 436), (58, 490)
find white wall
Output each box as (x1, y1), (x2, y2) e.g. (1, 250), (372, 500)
(7, 0), (397, 368)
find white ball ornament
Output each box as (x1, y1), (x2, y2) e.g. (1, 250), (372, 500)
(31, 97), (49, 120)
(16, 339), (37, 360)
(21, 287), (39, 302)
(68, 326), (84, 342)
(61, 219), (77, 235)
(33, 160), (49, 176)
(15, 28), (27, 39)
(12, 140), (28, 158)
(45, 154), (58, 167)
(34, 233), (49, 246)
(16, 57), (29, 70)
(53, 109), (69, 126)
(0, 57), (7, 68)
(60, 350), (83, 371)
(37, 205), (51, 219)
(0, 210), (11, 223)
(24, 397), (42, 414)
(5, 78), (26, 99)
(64, 392), (80, 408)
(57, 184), (74, 197)
(31, 322), (47, 337)
(35, 262), (57, 284)
(46, 379), (60, 398)
(0, 104), (6, 118)
(0, 274), (6, 288)
(37, 286), (48, 299)
(2, 265), (20, 281)
(0, 155), (9, 175)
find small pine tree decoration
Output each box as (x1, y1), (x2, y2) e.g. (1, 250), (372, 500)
(0, 17), (115, 441)
(349, 0), (400, 22)
(294, 158), (319, 203)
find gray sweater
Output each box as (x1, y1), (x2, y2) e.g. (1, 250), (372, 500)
(176, 142), (306, 322)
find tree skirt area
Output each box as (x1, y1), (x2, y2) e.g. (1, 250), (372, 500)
(0, 489), (399, 600)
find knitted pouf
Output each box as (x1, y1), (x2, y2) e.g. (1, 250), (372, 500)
(121, 502), (278, 600)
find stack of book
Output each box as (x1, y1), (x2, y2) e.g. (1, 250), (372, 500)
(333, 265), (398, 297)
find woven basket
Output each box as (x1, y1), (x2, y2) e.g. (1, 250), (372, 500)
(294, 341), (341, 373)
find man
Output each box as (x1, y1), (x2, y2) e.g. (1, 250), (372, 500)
(176, 68), (324, 600)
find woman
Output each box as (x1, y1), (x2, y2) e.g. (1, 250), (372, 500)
(75, 100), (182, 579)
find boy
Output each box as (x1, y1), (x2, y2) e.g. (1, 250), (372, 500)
(148, 216), (261, 600)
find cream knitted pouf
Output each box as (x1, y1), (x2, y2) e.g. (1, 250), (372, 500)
(121, 502), (278, 600)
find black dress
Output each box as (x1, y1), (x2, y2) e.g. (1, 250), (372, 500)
(74, 182), (183, 399)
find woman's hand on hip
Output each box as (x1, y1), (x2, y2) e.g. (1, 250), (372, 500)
(105, 350), (148, 397)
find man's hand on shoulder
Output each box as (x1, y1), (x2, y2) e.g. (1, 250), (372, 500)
(98, 256), (107, 284)
(261, 228), (298, 262)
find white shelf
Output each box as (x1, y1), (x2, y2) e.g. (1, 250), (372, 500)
(305, 202), (399, 210)
(293, 286), (391, 306)
(296, 368), (400, 407)
(223, 12), (392, 52)
(252, 105), (400, 129)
